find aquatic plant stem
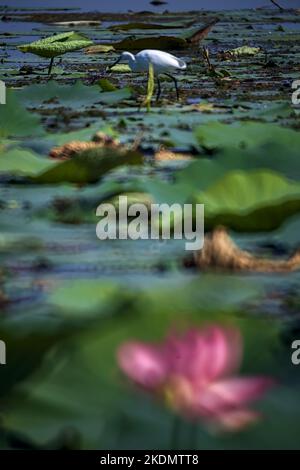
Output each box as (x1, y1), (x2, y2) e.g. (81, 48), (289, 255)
(48, 57), (54, 75)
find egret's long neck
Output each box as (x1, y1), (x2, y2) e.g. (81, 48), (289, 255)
(127, 53), (136, 70)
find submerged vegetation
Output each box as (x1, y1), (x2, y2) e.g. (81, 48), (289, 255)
(0, 4), (300, 450)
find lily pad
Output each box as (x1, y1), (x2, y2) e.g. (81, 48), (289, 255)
(194, 121), (300, 152)
(113, 36), (187, 51)
(109, 64), (131, 73)
(0, 147), (55, 176)
(108, 22), (178, 31)
(98, 79), (117, 92)
(18, 31), (93, 59)
(176, 141), (300, 190)
(222, 45), (261, 58)
(84, 44), (115, 54)
(0, 90), (44, 138)
(32, 147), (143, 184)
(195, 170), (300, 231)
(49, 280), (122, 316)
(17, 81), (132, 108)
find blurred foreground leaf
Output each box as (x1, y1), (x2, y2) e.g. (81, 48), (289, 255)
(1, 277), (286, 449)
(32, 147), (143, 184)
(17, 81), (131, 108)
(195, 170), (300, 231)
(0, 148), (55, 176)
(0, 90), (44, 138)
(195, 122), (300, 152)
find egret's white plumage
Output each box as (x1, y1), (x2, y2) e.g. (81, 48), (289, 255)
(119, 49), (187, 73)
(109, 49), (187, 100)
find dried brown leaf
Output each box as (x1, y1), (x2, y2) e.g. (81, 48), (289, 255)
(49, 133), (120, 160)
(194, 226), (300, 273)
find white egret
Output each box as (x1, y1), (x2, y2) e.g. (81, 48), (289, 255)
(108, 49), (187, 100)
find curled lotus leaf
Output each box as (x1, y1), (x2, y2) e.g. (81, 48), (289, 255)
(18, 31), (93, 58)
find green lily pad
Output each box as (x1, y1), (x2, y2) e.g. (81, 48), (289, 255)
(194, 121), (300, 152)
(176, 141), (300, 191)
(18, 31), (93, 58)
(44, 124), (118, 146)
(84, 44), (115, 54)
(98, 79), (117, 92)
(49, 280), (122, 316)
(16, 81), (131, 108)
(0, 89), (44, 138)
(0, 147), (55, 176)
(109, 64), (131, 73)
(32, 147), (143, 184)
(97, 87), (132, 104)
(223, 45), (261, 57)
(195, 170), (300, 231)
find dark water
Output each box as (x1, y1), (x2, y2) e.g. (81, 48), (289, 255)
(1, 0), (299, 12)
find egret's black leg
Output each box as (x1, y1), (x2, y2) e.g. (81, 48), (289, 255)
(164, 73), (179, 100)
(48, 57), (54, 75)
(156, 75), (161, 101)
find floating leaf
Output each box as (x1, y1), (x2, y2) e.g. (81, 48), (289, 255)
(114, 36), (187, 51)
(0, 148), (55, 176)
(215, 143), (300, 181)
(88, 20), (217, 54)
(195, 170), (300, 231)
(32, 147), (143, 184)
(97, 79), (117, 92)
(219, 45), (261, 60)
(98, 87), (132, 104)
(176, 141), (300, 192)
(49, 280), (122, 315)
(109, 64), (131, 73)
(85, 44), (115, 54)
(108, 22), (178, 31)
(18, 31), (93, 59)
(44, 124), (117, 147)
(194, 121), (300, 152)
(0, 89), (44, 138)
(16, 81), (131, 108)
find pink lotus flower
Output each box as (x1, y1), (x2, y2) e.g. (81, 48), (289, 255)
(117, 325), (274, 432)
